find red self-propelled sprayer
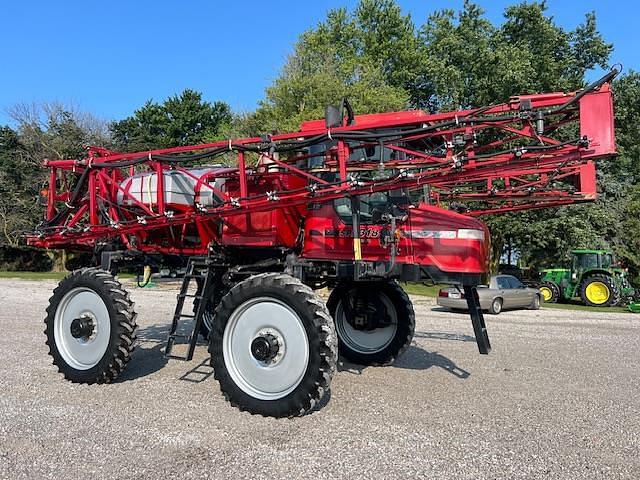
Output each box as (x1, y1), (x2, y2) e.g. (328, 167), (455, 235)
(27, 69), (618, 417)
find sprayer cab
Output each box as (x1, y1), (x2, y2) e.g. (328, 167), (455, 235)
(301, 196), (490, 286)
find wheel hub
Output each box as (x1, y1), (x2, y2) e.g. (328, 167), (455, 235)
(222, 297), (308, 400)
(251, 333), (280, 362)
(70, 315), (95, 340)
(586, 281), (610, 304)
(336, 290), (398, 354)
(345, 292), (391, 331)
(54, 287), (111, 370)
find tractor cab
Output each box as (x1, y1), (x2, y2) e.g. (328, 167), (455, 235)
(570, 249), (614, 278)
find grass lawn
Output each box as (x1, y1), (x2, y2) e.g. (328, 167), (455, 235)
(0, 271), (135, 281)
(541, 301), (631, 314)
(400, 281), (635, 314)
(0, 271), (69, 280)
(399, 282), (443, 297)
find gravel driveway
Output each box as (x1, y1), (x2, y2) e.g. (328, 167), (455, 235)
(1, 278), (638, 479)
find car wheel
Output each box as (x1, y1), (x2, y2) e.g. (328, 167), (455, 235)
(489, 297), (503, 315)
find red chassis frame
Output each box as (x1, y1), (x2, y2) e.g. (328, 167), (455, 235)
(27, 70), (617, 256)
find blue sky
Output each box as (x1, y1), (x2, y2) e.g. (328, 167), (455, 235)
(0, 0), (637, 125)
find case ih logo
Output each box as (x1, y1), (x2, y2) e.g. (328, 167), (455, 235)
(324, 228), (381, 238)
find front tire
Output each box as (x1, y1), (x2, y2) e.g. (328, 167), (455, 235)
(209, 273), (336, 417)
(45, 268), (137, 383)
(540, 281), (560, 303)
(327, 281), (415, 366)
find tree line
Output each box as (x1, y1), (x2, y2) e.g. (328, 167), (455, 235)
(1, 0), (638, 282)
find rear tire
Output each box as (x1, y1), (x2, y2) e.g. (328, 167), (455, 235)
(194, 276), (229, 340)
(327, 281), (415, 366)
(580, 274), (618, 307)
(44, 268), (137, 383)
(489, 297), (503, 315)
(209, 273), (336, 417)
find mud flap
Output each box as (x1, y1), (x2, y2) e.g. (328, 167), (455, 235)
(463, 285), (491, 354)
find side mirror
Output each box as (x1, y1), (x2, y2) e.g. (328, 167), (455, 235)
(325, 98), (356, 128)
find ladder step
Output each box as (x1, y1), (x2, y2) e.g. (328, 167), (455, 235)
(184, 274), (206, 280)
(165, 256), (215, 362)
(166, 354), (190, 361)
(177, 294), (203, 300)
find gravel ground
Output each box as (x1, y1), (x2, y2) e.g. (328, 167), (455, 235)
(0, 278), (638, 479)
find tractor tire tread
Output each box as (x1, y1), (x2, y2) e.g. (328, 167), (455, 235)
(327, 280), (415, 366)
(540, 281), (560, 303)
(44, 268), (137, 384)
(209, 272), (337, 418)
(580, 274), (619, 307)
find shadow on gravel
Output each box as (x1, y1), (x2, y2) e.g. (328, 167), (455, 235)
(117, 322), (214, 382)
(413, 331), (476, 343)
(339, 345), (470, 379)
(180, 357), (214, 383)
(116, 323), (175, 382)
(122, 324), (470, 386)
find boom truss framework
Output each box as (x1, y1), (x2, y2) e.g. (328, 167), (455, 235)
(28, 70), (618, 252)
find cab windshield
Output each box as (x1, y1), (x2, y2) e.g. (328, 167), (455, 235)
(333, 188), (422, 224)
(573, 253), (599, 270)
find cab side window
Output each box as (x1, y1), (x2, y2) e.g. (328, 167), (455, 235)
(496, 277), (511, 289)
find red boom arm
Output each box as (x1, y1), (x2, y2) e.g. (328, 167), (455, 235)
(27, 69), (618, 254)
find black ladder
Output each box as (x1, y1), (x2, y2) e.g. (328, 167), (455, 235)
(165, 257), (215, 361)
(463, 285), (491, 355)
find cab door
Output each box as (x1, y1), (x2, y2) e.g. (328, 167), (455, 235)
(302, 194), (412, 263)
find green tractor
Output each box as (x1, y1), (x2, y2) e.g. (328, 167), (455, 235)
(539, 249), (636, 307)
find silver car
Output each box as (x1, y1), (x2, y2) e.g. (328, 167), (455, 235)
(437, 275), (541, 314)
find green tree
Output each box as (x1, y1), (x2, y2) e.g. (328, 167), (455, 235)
(256, 0), (615, 272)
(0, 126), (41, 246)
(251, 0), (417, 132)
(2, 103), (111, 269)
(111, 89), (232, 151)
(416, 1), (612, 270)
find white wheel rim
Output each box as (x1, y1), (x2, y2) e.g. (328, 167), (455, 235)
(54, 287), (111, 370)
(223, 297), (309, 400)
(335, 292), (397, 354)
